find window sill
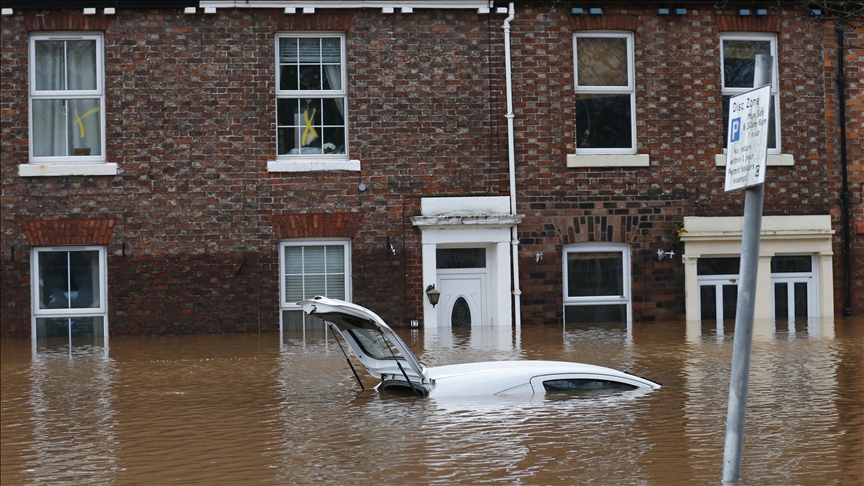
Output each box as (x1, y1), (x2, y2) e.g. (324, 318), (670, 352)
(714, 154), (794, 166)
(267, 158), (361, 172)
(566, 154), (650, 168)
(19, 163), (118, 177)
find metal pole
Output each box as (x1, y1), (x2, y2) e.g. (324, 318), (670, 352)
(722, 54), (772, 483)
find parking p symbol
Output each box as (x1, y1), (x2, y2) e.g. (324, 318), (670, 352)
(730, 117), (741, 142)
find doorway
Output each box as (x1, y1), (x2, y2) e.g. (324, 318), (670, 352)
(436, 247), (489, 327)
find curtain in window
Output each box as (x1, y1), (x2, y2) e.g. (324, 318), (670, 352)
(576, 37), (628, 87)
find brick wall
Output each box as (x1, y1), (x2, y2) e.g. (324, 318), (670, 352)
(509, 4), (844, 324)
(0, 7), (507, 336)
(1, 3), (858, 336)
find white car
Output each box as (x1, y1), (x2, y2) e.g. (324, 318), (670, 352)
(299, 296), (661, 398)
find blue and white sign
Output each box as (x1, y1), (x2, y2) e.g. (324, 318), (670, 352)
(724, 85), (771, 192)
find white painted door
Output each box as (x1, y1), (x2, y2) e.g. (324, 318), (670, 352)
(438, 273), (487, 327)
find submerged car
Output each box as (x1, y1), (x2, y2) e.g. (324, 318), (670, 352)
(299, 296), (661, 398)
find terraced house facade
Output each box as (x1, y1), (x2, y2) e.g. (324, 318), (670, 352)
(1, 1), (861, 341)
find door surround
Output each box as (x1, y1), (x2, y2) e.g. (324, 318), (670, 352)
(411, 196), (521, 329)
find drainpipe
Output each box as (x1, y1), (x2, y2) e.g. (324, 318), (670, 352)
(836, 27), (853, 316)
(503, 3), (522, 330)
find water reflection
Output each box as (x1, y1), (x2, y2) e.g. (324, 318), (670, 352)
(686, 316), (835, 343)
(1, 318), (861, 485)
(24, 339), (119, 484)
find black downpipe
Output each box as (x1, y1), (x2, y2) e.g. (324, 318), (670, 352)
(836, 27), (853, 316)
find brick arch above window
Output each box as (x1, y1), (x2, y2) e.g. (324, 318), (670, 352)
(552, 215), (642, 246)
(715, 13), (780, 32)
(270, 212), (363, 239)
(570, 14), (638, 31)
(270, 12), (353, 32)
(24, 14), (109, 31)
(21, 218), (116, 246)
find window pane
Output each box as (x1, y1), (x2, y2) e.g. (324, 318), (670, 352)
(298, 37), (321, 63)
(34, 317), (104, 339)
(71, 316), (104, 337)
(321, 38), (341, 63)
(575, 94), (632, 149)
(66, 40), (97, 91)
(794, 282), (808, 317)
(34, 40), (66, 91)
(280, 65), (298, 91)
(321, 127), (346, 154)
(304, 246), (325, 274)
(284, 246), (302, 274)
(299, 64), (322, 91)
(774, 282), (789, 318)
(305, 274), (326, 297)
(567, 252), (623, 297)
(322, 98), (345, 125)
(69, 250), (100, 309)
(32, 99), (67, 157)
(67, 98), (102, 156)
(577, 37), (628, 87)
(722, 284), (738, 320)
(285, 275), (304, 303)
(39, 252), (70, 309)
(723, 40), (771, 88)
(325, 246), (344, 273)
(36, 317), (71, 338)
(700, 285), (718, 321)
(697, 257), (740, 275)
(437, 248), (486, 269)
(772, 256), (812, 273)
(564, 304), (627, 324)
(326, 275), (345, 300)
(322, 65), (341, 90)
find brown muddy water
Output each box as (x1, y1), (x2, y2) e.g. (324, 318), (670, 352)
(1, 317), (862, 485)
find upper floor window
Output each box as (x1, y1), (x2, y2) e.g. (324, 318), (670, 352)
(276, 34), (347, 160)
(573, 32), (636, 154)
(29, 34), (105, 162)
(721, 33), (779, 154)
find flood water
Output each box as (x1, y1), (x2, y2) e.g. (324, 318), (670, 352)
(1, 317), (862, 485)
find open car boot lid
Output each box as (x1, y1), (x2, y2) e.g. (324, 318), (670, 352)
(299, 296), (429, 388)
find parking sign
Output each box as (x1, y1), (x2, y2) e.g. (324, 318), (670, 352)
(724, 85), (771, 192)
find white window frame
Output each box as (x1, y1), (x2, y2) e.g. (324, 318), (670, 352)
(771, 255), (818, 318)
(572, 31), (637, 156)
(562, 242), (632, 323)
(22, 33), (115, 177)
(269, 33), (358, 173)
(30, 246), (109, 340)
(720, 32), (780, 155)
(279, 239), (352, 311)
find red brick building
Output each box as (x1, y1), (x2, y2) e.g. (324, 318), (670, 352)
(1, 1), (860, 339)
